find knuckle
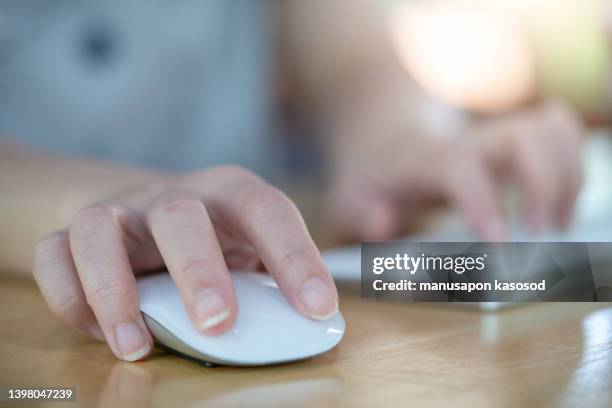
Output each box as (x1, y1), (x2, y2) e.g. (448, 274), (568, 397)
(277, 245), (318, 272)
(48, 292), (89, 327)
(149, 191), (202, 221)
(243, 187), (292, 221)
(86, 279), (131, 309)
(177, 258), (212, 286)
(71, 205), (116, 238)
(33, 232), (69, 275)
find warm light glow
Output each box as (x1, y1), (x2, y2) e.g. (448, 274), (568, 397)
(389, 2), (536, 113)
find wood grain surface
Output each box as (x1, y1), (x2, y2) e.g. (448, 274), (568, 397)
(1, 273), (611, 407)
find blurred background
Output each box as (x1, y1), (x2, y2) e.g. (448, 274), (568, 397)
(381, 0), (612, 240)
(385, 0), (611, 120)
(1, 0), (611, 242)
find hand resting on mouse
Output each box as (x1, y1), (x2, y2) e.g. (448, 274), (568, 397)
(32, 165), (339, 362)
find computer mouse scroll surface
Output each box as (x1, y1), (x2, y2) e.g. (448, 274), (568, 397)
(137, 271), (345, 366)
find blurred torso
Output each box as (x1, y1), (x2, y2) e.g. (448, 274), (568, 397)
(0, 0), (283, 175)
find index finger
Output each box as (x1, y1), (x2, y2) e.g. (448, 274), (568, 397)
(195, 167), (339, 320)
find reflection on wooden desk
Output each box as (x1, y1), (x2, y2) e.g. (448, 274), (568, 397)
(0, 275), (611, 407)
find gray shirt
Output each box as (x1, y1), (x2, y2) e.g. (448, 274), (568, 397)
(0, 0), (283, 176)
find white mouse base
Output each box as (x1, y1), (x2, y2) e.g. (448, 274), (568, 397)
(143, 314), (224, 366)
(138, 271), (345, 366)
(143, 314), (313, 366)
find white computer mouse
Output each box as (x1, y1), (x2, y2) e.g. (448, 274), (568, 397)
(137, 271), (345, 366)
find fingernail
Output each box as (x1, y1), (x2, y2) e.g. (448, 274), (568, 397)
(115, 322), (150, 362)
(483, 219), (507, 242)
(195, 289), (230, 331)
(298, 278), (338, 320)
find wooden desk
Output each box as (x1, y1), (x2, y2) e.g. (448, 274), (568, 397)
(1, 274), (611, 407)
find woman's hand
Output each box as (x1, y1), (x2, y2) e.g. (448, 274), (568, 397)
(327, 100), (583, 241)
(33, 166), (338, 361)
